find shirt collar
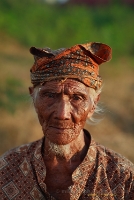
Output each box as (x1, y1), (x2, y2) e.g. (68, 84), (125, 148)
(31, 130), (97, 200)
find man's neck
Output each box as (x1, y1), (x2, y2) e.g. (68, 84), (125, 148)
(43, 130), (89, 164)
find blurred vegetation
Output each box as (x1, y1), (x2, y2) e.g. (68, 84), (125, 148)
(0, 78), (27, 113)
(0, 0), (134, 59)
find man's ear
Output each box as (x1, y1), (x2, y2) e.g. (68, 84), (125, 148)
(88, 94), (100, 118)
(29, 86), (34, 97)
(94, 94), (100, 105)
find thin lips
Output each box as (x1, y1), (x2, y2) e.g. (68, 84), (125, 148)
(48, 120), (74, 129)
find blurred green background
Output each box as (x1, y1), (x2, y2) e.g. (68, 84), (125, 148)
(0, 0), (134, 162)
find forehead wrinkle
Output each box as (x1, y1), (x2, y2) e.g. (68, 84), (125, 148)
(38, 82), (63, 93)
(63, 80), (89, 95)
(65, 86), (88, 96)
(36, 79), (90, 96)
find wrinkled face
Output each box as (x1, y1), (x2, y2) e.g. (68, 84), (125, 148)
(30, 79), (97, 145)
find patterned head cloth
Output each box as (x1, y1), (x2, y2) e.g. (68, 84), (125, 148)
(30, 42), (112, 90)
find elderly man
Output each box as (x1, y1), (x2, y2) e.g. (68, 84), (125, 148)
(0, 42), (134, 200)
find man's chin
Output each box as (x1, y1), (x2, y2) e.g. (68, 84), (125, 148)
(44, 128), (78, 145)
(46, 135), (74, 145)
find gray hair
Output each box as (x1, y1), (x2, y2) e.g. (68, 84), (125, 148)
(87, 86), (104, 125)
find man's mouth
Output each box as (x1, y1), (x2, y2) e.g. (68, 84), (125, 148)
(48, 120), (74, 129)
(49, 126), (71, 130)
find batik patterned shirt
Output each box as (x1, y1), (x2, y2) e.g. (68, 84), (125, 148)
(0, 131), (134, 200)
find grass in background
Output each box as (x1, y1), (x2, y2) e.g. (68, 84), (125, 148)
(0, 0), (134, 59)
(0, 78), (27, 113)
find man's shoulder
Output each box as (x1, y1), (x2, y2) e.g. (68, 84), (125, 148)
(0, 138), (43, 167)
(95, 142), (134, 173)
(0, 139), (45, 198)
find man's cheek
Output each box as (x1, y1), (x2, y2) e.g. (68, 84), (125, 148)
(36, 111), (47, 126)
(75, 109), (89, 123)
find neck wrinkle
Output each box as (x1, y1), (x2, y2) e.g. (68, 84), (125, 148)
(43, 130), (89, 164)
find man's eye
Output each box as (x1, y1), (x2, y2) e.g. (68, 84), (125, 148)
(72, 95), (83, 101)
(46, 92), (56, 98)
(41, 92), (56, 98)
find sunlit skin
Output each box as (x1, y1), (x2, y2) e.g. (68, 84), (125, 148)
(29, 79), (99, 199)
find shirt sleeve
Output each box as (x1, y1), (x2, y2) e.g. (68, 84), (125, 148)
(124, 171), (134, 199)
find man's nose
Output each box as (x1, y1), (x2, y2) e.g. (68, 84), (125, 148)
(54, 97), (71, 120)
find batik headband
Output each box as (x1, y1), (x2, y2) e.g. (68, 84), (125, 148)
(30, 42), (112, 90)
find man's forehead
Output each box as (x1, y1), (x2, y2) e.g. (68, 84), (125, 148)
(38, 79), (89, 93)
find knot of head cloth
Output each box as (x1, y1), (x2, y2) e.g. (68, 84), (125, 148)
(30, 42), (112, 90)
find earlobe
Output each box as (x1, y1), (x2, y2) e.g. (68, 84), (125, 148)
(87, 105), (95, 118)
(95, 94), (100, 105)
(29, 86), (34, 97)
(87, 94), (100, 118)
(91, 105), (96, 114)
(29, 86), (37, 111)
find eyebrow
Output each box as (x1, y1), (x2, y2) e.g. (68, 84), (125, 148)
(38, 85), (88, 96)
(67, 87), (88, 96)
(39, 87), (61, 93)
